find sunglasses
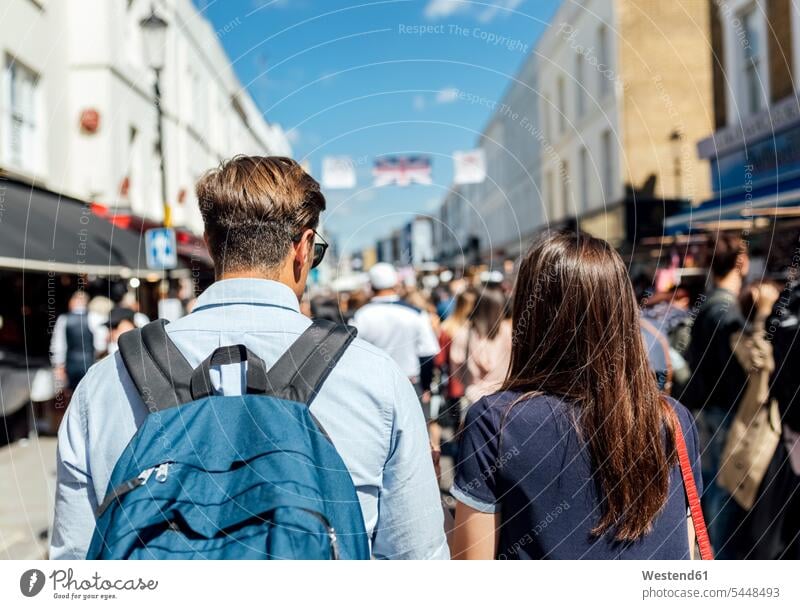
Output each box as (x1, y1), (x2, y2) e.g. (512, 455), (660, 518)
(293, 229), (329, 269)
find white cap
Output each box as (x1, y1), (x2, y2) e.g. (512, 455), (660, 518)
(479, 270), (504, 285)
(369, 262), (399, 290)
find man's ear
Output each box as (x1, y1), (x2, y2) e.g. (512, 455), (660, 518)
(293, 228), (314, 265)
(738, 252), (750, 277)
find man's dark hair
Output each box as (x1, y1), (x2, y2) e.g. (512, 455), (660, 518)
(196, 156), (325, 276)
(309, 295), (343, 323)
(710, 233), (746, 279)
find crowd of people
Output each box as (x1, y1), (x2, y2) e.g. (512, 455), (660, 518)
(49, 291), (149, 395)
(49, 155), (800, 560)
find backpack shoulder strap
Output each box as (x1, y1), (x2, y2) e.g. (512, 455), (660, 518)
(265, 319), (357, 405)
(117, 319), (195, 411)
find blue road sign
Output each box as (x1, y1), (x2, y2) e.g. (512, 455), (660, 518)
(145, 227), (178, 270)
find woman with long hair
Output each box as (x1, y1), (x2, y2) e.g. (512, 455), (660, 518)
(449, 286), (512, 406)
(435, 288), (478, 428)
(451, 231), (702, 559)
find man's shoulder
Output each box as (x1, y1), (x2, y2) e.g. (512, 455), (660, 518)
(79, 352), (142, 408)
(326, 334), (413, 402)
(82, 352), (126, 387)
(704, 288), (737, 312)
(338, 334), (402, 375)
(68, 351), (143, 430)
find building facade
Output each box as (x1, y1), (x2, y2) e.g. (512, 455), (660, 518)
(537, 0), (716, 246)
(0, 0), (70, 188)
(436, 50), (542, 267)
(432, 0), (717, 267)
(667, 0), (800, 258)
(0, 0), (290, 235)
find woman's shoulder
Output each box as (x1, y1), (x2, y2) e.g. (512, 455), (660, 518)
(663, 396), (694, 428)
(662, 396), (700, 454)
(466, 391), (570, 428)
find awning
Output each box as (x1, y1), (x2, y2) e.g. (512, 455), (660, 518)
(665, 175), (800, 234)
(0, 177), (150, 276)
(90, 204), (214, 269)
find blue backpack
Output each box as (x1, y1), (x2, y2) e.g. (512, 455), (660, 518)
(86, 319), (370, 560)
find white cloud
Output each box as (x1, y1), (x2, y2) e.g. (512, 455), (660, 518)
(285, 128), (301, 144)
(425, 0), (523, 23)
(478, 0), (524, 23)
(435, 87), (459, 104)
(414, 87), (459, 111)
(424, 0), (468, 20)
(252, 0), (294, 9)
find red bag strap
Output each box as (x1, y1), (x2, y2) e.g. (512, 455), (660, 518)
(662, 401), (714, 560)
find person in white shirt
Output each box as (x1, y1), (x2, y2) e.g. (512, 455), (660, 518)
(352, 263), (440, 419)
(50, 291), (105, 390)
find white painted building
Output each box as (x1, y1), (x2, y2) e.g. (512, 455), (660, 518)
(0, 0), (71, 187)
(0, 0), (290, 235)
(436, 51), (542, 266)
(537, 0), (622, 237)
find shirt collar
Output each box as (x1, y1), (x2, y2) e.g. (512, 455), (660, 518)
(193, 278), (301, 313)
(371, 294), (400, 303)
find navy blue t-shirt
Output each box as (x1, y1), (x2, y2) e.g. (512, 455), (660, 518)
(452, 392), (702, 559)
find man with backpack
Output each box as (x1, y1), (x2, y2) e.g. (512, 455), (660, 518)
(50, 156), (448, 560)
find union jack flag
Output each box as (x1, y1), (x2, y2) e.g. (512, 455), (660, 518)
(372, 156), (432, 187)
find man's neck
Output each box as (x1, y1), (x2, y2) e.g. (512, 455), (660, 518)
(715, 272), (742, 295)
(373, 289), (398, 299)
(216, 270), (302, 302)
(218, 271), (278, 282)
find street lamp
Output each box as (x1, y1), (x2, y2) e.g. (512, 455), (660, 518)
(140, 6), (171, 227)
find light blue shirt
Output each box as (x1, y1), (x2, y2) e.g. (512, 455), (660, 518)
(50, 279), (448, 560)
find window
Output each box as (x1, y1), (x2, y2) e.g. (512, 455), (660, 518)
(126, 10), (143, 69)
(602, 129), (613, 200)
(741, 6), (766, 114)
(184, 65), (208, 130)
(3, 57), (41, 174)
(579, 146), (589, 212)
(195, 73), (208, 131)
(487, 122), (504, 188)
(597, 25), (610, 98)
(545, 169), (555, 220)
(127, 125), (142, 211)
(542, 94), (551, 142)
(560, 160), (570, 217)
(576, 54), (585, 117)
(185, 66), (194, 124)
(557, 76), (566, 133)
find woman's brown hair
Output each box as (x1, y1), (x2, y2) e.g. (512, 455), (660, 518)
(502, 231), (676, 541)
(441, 288), (477, 338)
(470, 286), (507, 340)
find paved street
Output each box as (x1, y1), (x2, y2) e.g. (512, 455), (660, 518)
(0, 436), (57, 560)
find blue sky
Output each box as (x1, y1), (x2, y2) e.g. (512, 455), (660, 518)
(194, 0), (561, 254)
